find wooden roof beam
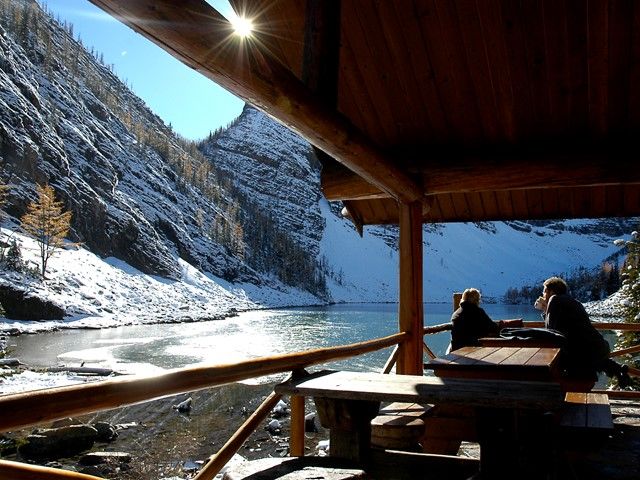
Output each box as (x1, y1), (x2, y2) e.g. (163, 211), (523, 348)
(88, 0), (422, 203)
(322, 146), (640, 200)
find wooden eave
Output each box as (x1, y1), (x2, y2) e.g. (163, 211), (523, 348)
(89, 0), (640, 226)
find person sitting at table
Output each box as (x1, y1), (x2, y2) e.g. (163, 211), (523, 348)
(450, 288), (521, 351)
(535, 276), (631, 387)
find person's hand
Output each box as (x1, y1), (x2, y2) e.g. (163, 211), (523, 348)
(534, 296), (547, 311)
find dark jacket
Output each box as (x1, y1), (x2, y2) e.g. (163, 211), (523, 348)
(545, 294), (610, 376)
(450, 301), (499, 351)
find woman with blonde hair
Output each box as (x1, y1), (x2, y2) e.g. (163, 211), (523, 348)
(450, 288), (505, 351)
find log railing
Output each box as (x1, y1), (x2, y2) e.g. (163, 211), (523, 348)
(0, 332), (408, 480)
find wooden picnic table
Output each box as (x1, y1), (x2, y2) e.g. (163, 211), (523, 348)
(425, 346), (562, 382)
(276, 369), (564, 478)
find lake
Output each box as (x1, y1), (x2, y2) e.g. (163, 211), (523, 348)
(10, 303), (543, 376)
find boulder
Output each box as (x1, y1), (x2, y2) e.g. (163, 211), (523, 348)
(92, 422), (118, 442)
(0, 285), (65, 320)
(18, 425), (98, 459)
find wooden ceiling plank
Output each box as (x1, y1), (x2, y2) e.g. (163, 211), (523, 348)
(416, 0), (480, 142)
(394, 1), (451, 141)
(436, 194), (457, 222)
(341, 1), (400, 146)
(450, 193), (472, 220)
(430, 0), (484, 143)
(467, 192), (486, 219)
(338, 31), (386, 142)
(565, 0), (589, 133)
(374, 1), (431, 142)
(495, 190), (515, 219)
(605, 185), (624, 216)
(541, 0), (571, 134)
(524, 189), (544, 219)
(301, 0), (340, 101)
(628, 2), (640, 127)
(473, 0), (518, 141)
(623, 185), (640, 214)
(519, 0), (552, 135)
(480, 191), (500, 219)
(497, 0), (537, 139)
(452, 0), (501, 141)
(607, 0), (634, 132)
(587, 0), (609, 136)
(541, 186), (560, 217)
(382, 198), (400, 224)
(424, 195), (444, 222)
(590, 185), (607, 217)
(556, 187), (575, 217)
(88, 0), (422, 203)
(511, 190), (529, 219)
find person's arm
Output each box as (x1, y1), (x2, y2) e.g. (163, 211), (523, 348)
(498, 318), (524, 329)
(545, 296), (559, 330)
(479, 309), (500, 336)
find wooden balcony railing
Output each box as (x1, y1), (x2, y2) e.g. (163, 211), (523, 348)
(0, 332), (407, 480)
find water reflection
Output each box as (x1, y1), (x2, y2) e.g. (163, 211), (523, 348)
(11, 303), (543, 375)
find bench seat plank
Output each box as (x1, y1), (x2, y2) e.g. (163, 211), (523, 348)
(586, 393), (613, 430)
(560, 392), (613, 430)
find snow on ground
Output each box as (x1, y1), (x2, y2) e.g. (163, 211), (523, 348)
(0, 228), (323, 334)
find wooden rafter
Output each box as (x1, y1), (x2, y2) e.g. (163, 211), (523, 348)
(88, 0), (423, 203)
(322, 142), (640, 201)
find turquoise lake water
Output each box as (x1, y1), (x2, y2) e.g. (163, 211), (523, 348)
(10, 303), (543, 376)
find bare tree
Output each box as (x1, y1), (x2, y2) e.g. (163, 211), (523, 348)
(20, 184), (72, 278)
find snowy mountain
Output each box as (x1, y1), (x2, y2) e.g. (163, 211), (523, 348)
(0, 0), (637, 327)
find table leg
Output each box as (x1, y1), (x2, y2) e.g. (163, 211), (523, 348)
(314, 397), (380, 462)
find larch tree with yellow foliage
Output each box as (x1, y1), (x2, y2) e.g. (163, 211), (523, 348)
(20, 184), (72, 278)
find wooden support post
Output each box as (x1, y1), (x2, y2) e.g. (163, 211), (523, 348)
(397, 201), (424, 375)
(194, 392), (283, 480)
(453, 292), (462, 311)
(290, 395), (305, 456)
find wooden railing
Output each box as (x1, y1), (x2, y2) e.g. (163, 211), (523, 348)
(0, 331), (407, 480)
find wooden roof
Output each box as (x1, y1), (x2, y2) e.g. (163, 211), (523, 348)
(89, 0), (640, 226)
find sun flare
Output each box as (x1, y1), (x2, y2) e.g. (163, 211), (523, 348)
(231, 15), (254, 38)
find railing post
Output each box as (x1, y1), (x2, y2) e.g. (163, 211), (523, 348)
(290, 395), (306, 456)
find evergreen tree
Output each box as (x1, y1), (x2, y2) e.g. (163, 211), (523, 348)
(614, 230), (640, 389)
(20, 184), (72, 278)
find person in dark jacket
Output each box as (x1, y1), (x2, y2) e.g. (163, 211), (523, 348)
(537, 276), (630, 386)
(450, 288), (501, 351)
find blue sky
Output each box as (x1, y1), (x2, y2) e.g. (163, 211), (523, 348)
(40, 0), (245, 141)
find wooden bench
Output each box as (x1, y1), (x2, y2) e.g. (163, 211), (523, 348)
(560, 392), (613, 435)
(370, 402), (431, 451)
